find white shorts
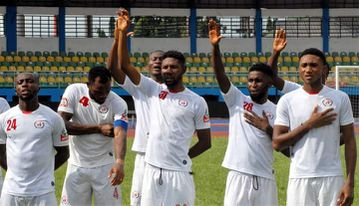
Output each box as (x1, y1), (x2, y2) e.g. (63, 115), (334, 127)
(141, 164), (195, 206)
(287, 176), (344, 206)
(0, 192), (56, 206)
(60, 163), (122, 206)
(224, 170), (278, 206)
(130, 152), (146, 206)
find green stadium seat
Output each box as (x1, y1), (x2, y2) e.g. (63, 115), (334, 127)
(248, 52), (256, 57)
(93, 52), (100, 58)
(17, 51), (25, 57)
(101, 52), (108, 58)
(43, 51), (50, 57)
(76, 51), (84, 57)
(340, 51), (347, 57)
(240, 52), (247, 57)
(51, 51), (59, 57)
(142, 52), (149, 58)
(281, 52), (289, 57)
(331, 52), (339, 57)
(67, 52), (75, 58)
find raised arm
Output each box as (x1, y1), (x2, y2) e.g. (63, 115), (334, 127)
(337, 123), (356, 206)
(107, 23), (125, 85)
(273, 106), (337, 151)
(117, 9), (141, 85)
(58, 111), (114, 137)
(208, 19), (231, 93)
(267, 28), (287, 90)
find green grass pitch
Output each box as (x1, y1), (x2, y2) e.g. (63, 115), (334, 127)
(54, 137), (359, 206)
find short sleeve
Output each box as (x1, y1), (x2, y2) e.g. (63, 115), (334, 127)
(0, 98), (10, 114)
(339, 93), (354, 126)
(52, 114), (69, 147)
(274, 96), (290, 127)
(281, 80), (301, 94)
(194, 97), (211, 130)
(113, 97), (129, 125)
(0, 113), (6, 144)
(221, 83), (243, 109)
(58, 84), (77, 114)
(137, 74), (160, 97)
(120, 76), (138, 97)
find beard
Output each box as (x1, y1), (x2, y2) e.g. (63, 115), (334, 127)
(164, 77), (180, 89)
(249, 91), (267, 103)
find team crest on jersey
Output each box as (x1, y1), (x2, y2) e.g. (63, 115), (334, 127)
(264, 111), (274, 120)
(113, 187), (119, 199)
(159, 91), (168, 100)
(322, 98), (333, 107)
(34, 120), (45, 128)
(59, 97), (68, 107)
(99, 105), (109, 113)
(203, 114), (210, 123)
(178, 99), (188, 107)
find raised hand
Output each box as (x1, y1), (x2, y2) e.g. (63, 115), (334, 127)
(273, 28), (287, 53)
(116, 8), (131, 32)
(208, 19), (223, 46)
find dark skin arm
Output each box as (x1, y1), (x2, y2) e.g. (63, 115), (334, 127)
(0, 144), (6, 170)
(117, 9), (141, 85)
(54, 146), (69, 170)
(108, 125), (127, 186)
(267, 28), (287, 90)
(209, 19), (230, 93)
(273, 106), (337, 151)
(188, 129), (211, 159)
(336, 124), (356, 206)
(58, 111), (114, 137)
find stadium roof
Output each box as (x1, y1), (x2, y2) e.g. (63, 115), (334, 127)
(1, 0), (358, 8)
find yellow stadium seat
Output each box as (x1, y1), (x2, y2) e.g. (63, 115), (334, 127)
(56, 76), (64, 83)
(55, 56), (63, 62)
(292, 56), (299, 62)
(289, 76), (298, 83)
(75, 66), (83, 72)
(50, 66), (58, 72)
(47, 56), (54, 62)
(38, 56), (46, 62)
(189, 76), (197, 84)
(206, 66), (214, 73)
(234, 57), (242, 63)
(198, 67), (206, 73)
(73, 76), (81, 83)
(14, 56), (21, 62)
(0, 66), (8, 71)
(193, 57), (201, 63)
(226, 57), (234, 63)
(80, 56), (88, 62)
(239, 67), (247, 72)
(0, 76), (5, 83)
(39, 76), (47, 84)
(72, 56), (80, 63)
(84, 66), (91, 72)
(42, 66), (50, 72)
(197, 76), (205, 83)
(280, 66), (289, 72)
(59, 66), (66, 72)
(342, 56), (350, 63)
(289, 66), (297, 72)
(63, 57), (71, 62)
(259, 56), (267, 63)
(334, 56), (342, 63)
(221, 57), (226, 63)
(231, 76), (240, 84)
(5, 76), (14, 84)
(138, 57), (145, 63)
(5, 56), (13, 62)
(205, 76), (214, 84)
(250, 56), (259, 63)
(243, 57), (250, 63)
(30, 56), (38, 62)
(22, 56), (30, 62)
(350, 76), (359, 83)
(34, 66), (42, 72)
(9, 66), (16, 71)
(239, 76), (247, 84)
(189, 67), (198, 73)
(231, 66), (239, 72)
(224, 66), (231, 73)
(67, 66), (75, 72)
(47, 76), (56, 84)
(88, 57), (96, 63)
(25, 66), (33, 72)
(96, 57), (104, 63)
(277, 56), (283, 63)
(81, 76), (88, 83)
(351, 56), (358, 63)
(283, 56), (292, 63)
(182, 75), (189, 84)
(0, 56), (4, 62)
(202, 57), (210, 63)
(185, 57), (193, 63)
(17, 66), (25, 72)
(64, 75), (73, 84)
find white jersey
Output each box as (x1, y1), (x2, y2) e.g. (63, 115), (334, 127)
(0, 98), (10, 114)
(120, 76), (151, 153)
(275, 86), (354, 178)
(0, 104), (68, 196)
(138, 74), (210, 172)
(281, 80), (301, 94)
(222, 84), (277, 180)
(58, 83), (128, 168)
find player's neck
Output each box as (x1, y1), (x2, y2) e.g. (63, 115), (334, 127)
(303, 82), (323, 94)
(19, 100), (39, 112)
(167, 83), (185, 93)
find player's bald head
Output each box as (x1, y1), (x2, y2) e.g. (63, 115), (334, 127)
(16, 72), (40, 84)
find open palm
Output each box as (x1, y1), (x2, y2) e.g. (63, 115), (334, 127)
(208, 19), (223, 45)
(116, 8), (131, 32)
(273, 28), (287, 52)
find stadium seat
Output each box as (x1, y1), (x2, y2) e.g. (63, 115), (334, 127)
(22, 56), (30, 62)
(0, 56), (4, 62)
(96, 57), (105, 63)
(226, 57), (234, 63)
(239, 76), (247, 84)
(334, 56), (342, 63)
(250, 56), (259, 63)
(234, 57), (242, 63)
(81, 76), (88, 83)
(243, 57), (250, 63)
(43, 51), (50, 57)
(76, 51), (84, 57)
(72, 56), (80, 63)
(67, 66), (75, 72)
(230, 75), (240, 84)
(42, 66), (50, 72)
(17, 65), (25, 72)
(231, 66), (239, 72)
(38, 56), (46, 62)
(9, 66), (16, 71)
(75, 66), (84, 72)
(326, 56), (334, 63)
(5, 56), (13, 62)
(259, 56), (267, 63)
